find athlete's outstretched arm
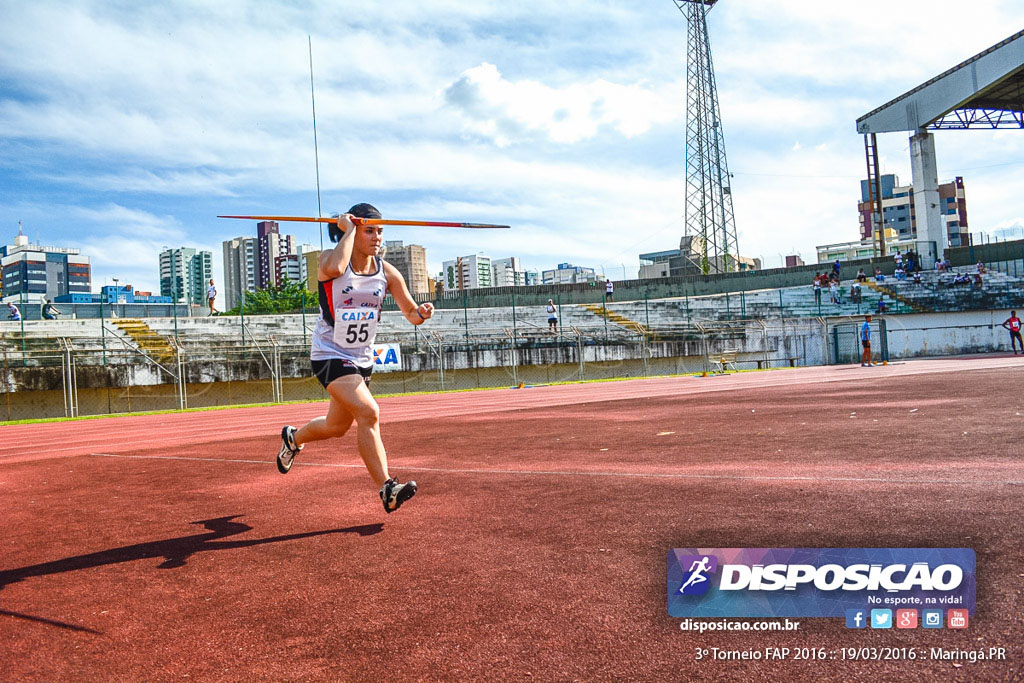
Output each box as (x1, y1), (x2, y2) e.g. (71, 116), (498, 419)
(383, 261), (433, 326)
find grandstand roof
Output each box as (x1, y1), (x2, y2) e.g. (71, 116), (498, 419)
(856, 29), (1024, 133)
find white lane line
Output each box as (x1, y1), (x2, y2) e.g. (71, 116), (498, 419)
(88, 453), (1024, 486)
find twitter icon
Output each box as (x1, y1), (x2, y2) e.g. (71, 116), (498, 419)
(870, 609), (892, 629)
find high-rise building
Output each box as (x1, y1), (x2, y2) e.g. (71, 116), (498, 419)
(541, 262), (598, 285)
(159, 247), (212, 304)
(858, 174), (968, 248)
(274, 253), (302, 285)
(222, 236), (257, 310)
(491, 257), (525, 286)
(302, 249), (321, 292)
(385, 241), (429, 294)
(256, 221), (297, 289)
(442, 254), (491, 290)
(1, 223), (91, 302)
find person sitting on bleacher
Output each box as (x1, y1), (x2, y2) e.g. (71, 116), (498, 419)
(973, 272), (983, 288)
(850, 281), (862, 303)
(937, 260), (946, 273)
(856, 268), (867, 283)
(877, 296), (888, 313)
(912, 270), (922, 285)
(953, 272), (971, 286)
(895, 265), (905, 281)
(874, 267), (885, 283)
(976, 261), (987, 274)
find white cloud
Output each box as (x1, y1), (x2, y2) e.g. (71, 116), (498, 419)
(444, 63), (680, 145)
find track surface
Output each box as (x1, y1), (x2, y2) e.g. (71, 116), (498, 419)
(2, 356), (1023, 680)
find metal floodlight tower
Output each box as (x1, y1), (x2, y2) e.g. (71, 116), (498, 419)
(674, 0), (740, 275)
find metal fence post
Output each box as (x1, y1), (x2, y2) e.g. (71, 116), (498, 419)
(301, 290), (307, 348)
(176, 342), (187, 410)
(435, 335), (445, 391)
(575, 327), (584, 380)
(511, 287), (518, 349)
(19, 290), (26, 367)
(640, 330), (648, 377)
(99, 298), (107, 366)
(61, 339), (70, 418)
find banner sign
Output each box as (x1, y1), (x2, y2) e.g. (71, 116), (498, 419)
(372, 343), (402, 372)
(667, 548), (975, 618)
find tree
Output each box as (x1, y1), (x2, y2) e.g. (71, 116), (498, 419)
(225, 279), (315, 315)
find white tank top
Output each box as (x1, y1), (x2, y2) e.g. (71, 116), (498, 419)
(311, 257), (389, 367)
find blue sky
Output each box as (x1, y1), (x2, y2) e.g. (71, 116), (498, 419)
(2, 0), (1023, 300)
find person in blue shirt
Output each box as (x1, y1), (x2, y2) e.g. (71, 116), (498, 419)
(861, 315), (874, 366)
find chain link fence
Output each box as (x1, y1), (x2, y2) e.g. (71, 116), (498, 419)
(0, 317), (835, 421)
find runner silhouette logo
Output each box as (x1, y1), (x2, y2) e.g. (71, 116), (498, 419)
(677, 555), (718, 595)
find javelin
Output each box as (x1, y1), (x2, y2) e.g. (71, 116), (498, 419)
(217, 215), (510, 229)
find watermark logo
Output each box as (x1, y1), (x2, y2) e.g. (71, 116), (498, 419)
(667, 548), (975, 619)
(870, 609), (892, 629)
(677, 555), (717, 596)
(948, 609), (969, 629)
(845, 609), (867, 629)
(896, 609), (918, 629)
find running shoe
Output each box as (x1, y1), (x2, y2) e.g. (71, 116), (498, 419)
(276, 425), (302, 474)
(379, 478), (418, 513)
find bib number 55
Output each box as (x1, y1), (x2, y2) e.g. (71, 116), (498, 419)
(344, 322), (370, 345)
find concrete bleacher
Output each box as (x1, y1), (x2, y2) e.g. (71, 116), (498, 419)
(868, 266), (1024, 313)
(4, 267), (1021, 364)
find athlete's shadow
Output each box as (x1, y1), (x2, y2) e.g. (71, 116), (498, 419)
(0, 515), (382, 631)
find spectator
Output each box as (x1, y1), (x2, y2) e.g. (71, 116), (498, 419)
(856, 268), (867, 282)
(605, 278), (614, 302)
(894, 251), (903, 269)
(953, 272), (971, 286)
(7, 302), (20, 320)
(829, 280), (839, 304)
(937, 259), (946, 273)
(944, 257), (951, 270)
(877, 296), (888, 313)
(41, 298), (61, 319)
(976, 261), (987, 274)
(833, 258), (841, 278)
(973, 272), (983, 288)
(874, 267), (885, 283)
(812, 273), (822, 305)
(546, 299), (558, 333)
(895, 265), (906, 281)
(207, 279), (219, 316)
(850, 281), (862, 304)
(912, 270), (922, 285)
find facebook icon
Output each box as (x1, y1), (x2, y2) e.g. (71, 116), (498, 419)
(845, 609), (867, 629)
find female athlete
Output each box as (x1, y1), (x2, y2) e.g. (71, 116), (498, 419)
(276, 203), (434, 513)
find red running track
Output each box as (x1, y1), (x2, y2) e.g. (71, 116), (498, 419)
(2, 355), (1023, 680)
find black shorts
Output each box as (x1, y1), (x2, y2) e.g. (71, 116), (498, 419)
(861, 340), (871, 349)
(311, 358), (372, 388)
